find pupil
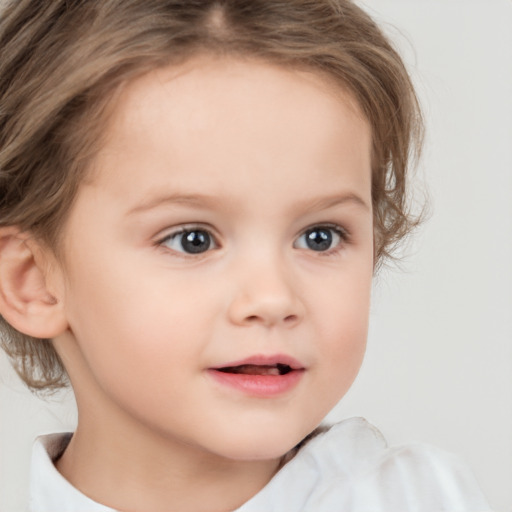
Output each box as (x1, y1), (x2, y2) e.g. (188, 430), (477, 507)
(182, 230), (211, 253)
(306, 229), (332, 251)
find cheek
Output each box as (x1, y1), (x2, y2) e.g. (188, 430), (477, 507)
(313, 265), (372, 382)
(323, 309), (368, 381)
(312, 313), (368, 418)
(62, 255), (221, 386)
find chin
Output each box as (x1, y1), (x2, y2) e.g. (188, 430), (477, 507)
(219, 444), (294, 462)
(208, 423), (317, 462)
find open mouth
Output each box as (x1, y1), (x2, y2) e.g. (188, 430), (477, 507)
(208, 355), (305, 396)
(216, 363), (293, 376)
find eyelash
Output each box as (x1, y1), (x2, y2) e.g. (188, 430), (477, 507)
(155, 223), (350, 257)
(155, 225), (219, 257)
(294, 223), (350, 256)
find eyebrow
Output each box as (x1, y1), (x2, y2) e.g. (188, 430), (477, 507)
(127, 191), (370, 215)
(304, 193), (370, 212)
(127, 193), (223, 215)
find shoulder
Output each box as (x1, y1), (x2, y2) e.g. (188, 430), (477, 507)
(239, 418), (492, 512)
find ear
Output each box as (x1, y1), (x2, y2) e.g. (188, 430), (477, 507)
(0, 227), (68, 339)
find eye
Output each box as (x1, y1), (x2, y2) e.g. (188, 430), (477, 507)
(159, 228), (217, 254)
(294, 225), (345, 252)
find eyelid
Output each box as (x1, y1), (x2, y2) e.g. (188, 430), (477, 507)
(153, 222), (350, 256)
(293, 223), (350, 254)
(154, 223), (220, 253)
(296, 222), (349, 240)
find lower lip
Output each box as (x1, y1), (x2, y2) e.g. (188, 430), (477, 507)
(207, 369), (305, 397)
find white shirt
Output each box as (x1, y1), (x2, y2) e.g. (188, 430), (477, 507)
(28, 417), (491, 512)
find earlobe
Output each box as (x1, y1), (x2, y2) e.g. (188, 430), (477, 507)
(0, 227), (68, 339)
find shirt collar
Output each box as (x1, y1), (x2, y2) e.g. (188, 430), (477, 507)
(28, 433), (117, 512)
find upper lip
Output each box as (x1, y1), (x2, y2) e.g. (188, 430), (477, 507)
(210, 354), (305, 371)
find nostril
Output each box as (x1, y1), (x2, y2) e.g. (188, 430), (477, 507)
(243, 313), (298, 326)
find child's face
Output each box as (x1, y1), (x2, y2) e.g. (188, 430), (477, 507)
(53, 56), (374, 460)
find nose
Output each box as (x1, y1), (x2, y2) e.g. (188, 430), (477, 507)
(227, 254), (305, 328)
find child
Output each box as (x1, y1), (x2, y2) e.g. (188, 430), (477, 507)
(0, 1), (492, 511)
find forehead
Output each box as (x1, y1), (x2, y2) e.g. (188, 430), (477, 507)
(112, 55), (367, 128)
(88, 55), (372, 198)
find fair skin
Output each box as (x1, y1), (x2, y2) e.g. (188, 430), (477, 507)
(24, 57), (374, 511)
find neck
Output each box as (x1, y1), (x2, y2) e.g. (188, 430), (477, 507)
(56, 402), (281, 512)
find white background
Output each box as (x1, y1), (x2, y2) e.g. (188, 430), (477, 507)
(1, 1), (511, 511)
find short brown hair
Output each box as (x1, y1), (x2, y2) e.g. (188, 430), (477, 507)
(0, 0), (423, 391)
